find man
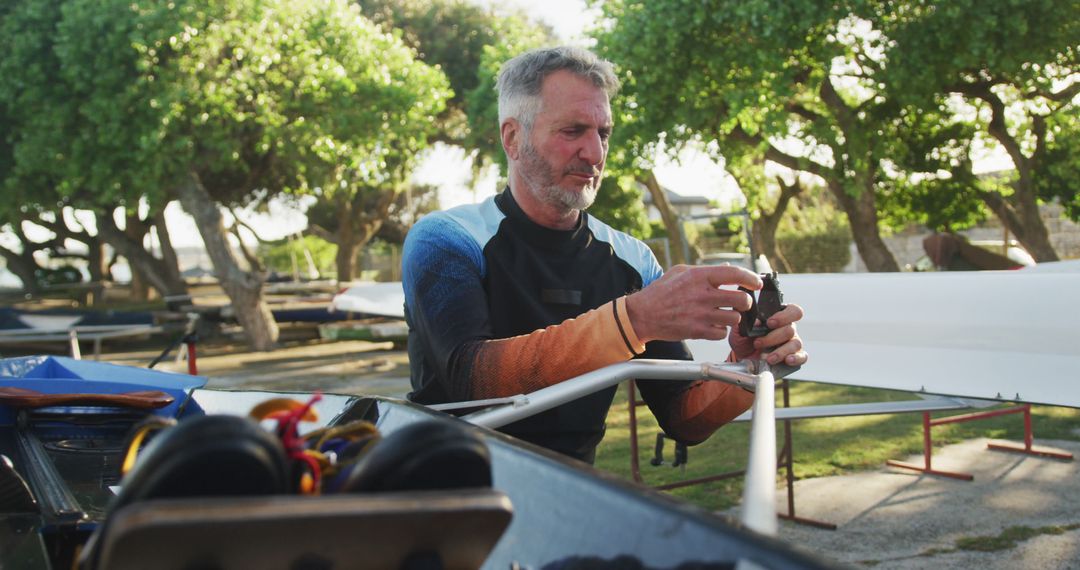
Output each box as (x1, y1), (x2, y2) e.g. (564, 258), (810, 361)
(402, 46), (806, 463)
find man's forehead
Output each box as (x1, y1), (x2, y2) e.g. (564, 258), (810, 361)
(537, 73), (613, 126)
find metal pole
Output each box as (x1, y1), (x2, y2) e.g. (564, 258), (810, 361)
(462, 359), (758, 430)
(456, 358), (778, 538)
(740, 368), (777, 535)
(68, 330), (82, 360)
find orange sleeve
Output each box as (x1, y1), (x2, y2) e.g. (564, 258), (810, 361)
(456, 297), (644, 399)
(659, 380), (754, 444)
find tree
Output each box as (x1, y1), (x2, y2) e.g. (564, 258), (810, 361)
(3, 0), (449, 349)
(0, 0), (188, 298)
(723, 153), (805, 273)
(878, 0), (1079, 261)
(596, 1), (912, 271)
(357, 0), (546, 143)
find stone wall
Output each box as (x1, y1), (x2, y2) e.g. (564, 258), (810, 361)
(842, 202), (1080, 272)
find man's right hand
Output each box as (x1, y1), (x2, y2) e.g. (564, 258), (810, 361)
(624, 265), (763, 343)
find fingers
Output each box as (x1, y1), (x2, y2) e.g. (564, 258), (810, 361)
(626, 265), (764, 343)
(746, 303), (807, 365)
(709, 287), (755, 313)
(764, 303), (804, 329)
(755, 324), (807, 366)
(700, 264), (762, 291)
(768, 342), (808, 367)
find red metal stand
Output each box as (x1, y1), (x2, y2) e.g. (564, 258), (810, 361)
(775, 380), (836, 530)
(185, 341), (198, 375)
(627, 379), (835, 529)
(886, 404), (1073, 480)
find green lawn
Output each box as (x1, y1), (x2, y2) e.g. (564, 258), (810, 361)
(594, 380), (1080, 512)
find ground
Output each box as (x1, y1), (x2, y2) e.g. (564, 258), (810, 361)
(769, 438), (1080, 569)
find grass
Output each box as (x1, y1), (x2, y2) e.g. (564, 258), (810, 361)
(593, 380), (1080, 512)
(893, 523), (1080, 561)
(953, 524), (1080, 552)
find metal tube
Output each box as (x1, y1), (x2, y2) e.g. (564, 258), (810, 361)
(457, 358), (778, 537)
(740, 368), (777, 535)
(68, 329), (81, 360)
(628, 380), (643, 483)
(462, 359), (757, 429)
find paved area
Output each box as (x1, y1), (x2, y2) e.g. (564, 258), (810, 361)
(771, 438), (1080, 569)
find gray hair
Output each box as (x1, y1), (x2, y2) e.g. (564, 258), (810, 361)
(496, 46), (620, 132)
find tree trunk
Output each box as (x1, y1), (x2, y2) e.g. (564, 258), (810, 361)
(638, 170), (691, 266)
(751, 176), (803, 273)
(334, 187), (396, 282)
(830, 181), (900, 272)
(86, 236), (110, 284)
(124, 214), (153, 301)
(95, 211), (188, 298)
(153, 209), (185, 286)
(958, 81), (1059, 262)
(979, 190), (1057, 262)
(176, 172), (278, 351)
(129, 269), (151, 301)
(334, 196), (358, 281)
(0, 244), (42, 294)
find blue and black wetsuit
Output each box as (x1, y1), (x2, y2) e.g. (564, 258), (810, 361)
(402, 189), (745, 463)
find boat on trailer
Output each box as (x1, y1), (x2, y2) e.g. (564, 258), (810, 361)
(0, 355), (834, 570)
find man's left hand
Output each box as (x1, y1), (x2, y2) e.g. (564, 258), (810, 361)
(728, 303), (807, 367)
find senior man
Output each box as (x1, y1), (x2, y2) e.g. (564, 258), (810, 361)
(402, 46), (806, 463)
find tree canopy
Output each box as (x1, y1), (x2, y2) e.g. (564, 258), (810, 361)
(877, 0), (1079, 261)
(595, 0), (1078, 269)
(0, 0), (450, 348)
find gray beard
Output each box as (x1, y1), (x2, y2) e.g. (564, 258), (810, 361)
(519, 140), (599, 212)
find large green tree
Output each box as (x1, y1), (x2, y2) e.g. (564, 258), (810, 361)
(597, 0), (1078, 270)
(356, 0), (546, 144)
(597, 0), (910, 271)
(878, 0), (1079, 261)
(2, 0), (448, 349)
(0, 0), (189, 298)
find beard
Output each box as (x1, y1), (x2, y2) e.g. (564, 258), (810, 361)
(518, 139), (601, 212)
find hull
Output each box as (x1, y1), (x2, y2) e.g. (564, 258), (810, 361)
(0, 356), (834, 570)
(689, 268), (1080, 408)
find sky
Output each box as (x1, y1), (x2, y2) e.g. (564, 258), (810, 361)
(475, 0), (597, 44)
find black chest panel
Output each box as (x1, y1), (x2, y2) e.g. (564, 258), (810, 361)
(480, 192), (645, 461)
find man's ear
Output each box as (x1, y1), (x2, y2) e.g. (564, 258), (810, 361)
(501, 118), (521, 160)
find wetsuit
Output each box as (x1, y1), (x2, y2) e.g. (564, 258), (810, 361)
(403, 189), (720, 463)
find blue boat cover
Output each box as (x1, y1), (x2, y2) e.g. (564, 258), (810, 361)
(0, 355), (206, 424)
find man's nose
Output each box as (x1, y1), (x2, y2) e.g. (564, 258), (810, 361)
(579, 130), (605, 165)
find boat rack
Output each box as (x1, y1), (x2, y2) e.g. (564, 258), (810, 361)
(628, 378), (1074, 529)
(0, 324), (163, 360)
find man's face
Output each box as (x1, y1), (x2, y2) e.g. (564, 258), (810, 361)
(515, 70), (612, 213)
